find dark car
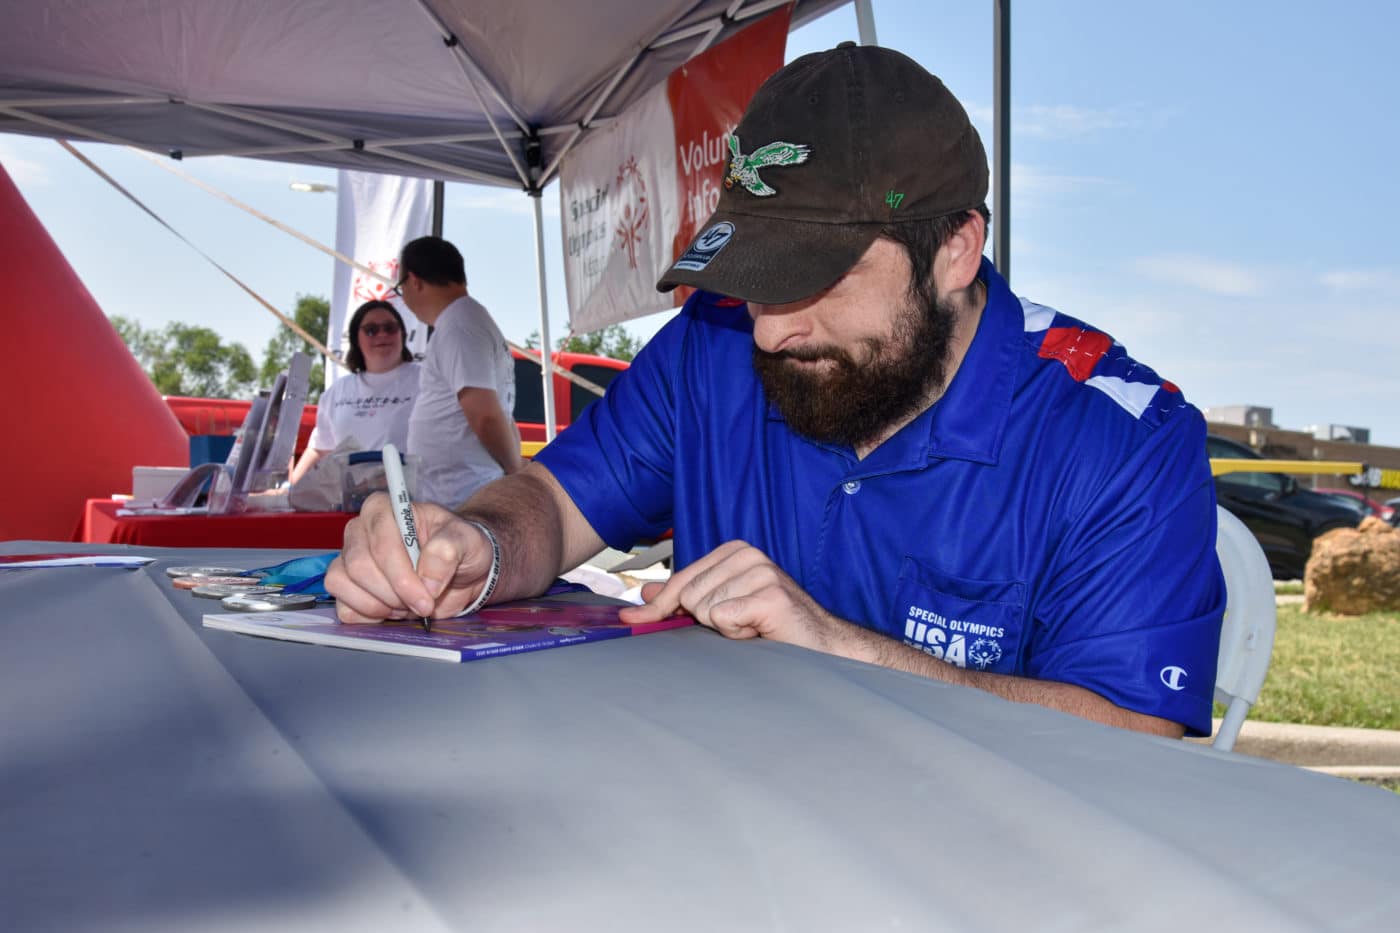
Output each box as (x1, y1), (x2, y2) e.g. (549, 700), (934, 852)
(1206, 434), (1360, 580)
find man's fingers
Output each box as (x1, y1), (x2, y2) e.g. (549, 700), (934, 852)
(358, 500), (437, 616)
(326, 552), (400, 623)
(619, 541), (765, 628)
(618, 580), (688, 624)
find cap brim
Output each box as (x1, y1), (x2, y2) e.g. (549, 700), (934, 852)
(656, 209), (882, 305)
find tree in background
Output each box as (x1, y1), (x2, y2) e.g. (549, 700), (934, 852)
(260, 294), (330, 403)
(112, 315), (258, 399)
(524, 323), (642, 362)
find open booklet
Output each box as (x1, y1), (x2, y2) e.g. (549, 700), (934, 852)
(202, 598), (693, 663)
(0, 553), (155, 569)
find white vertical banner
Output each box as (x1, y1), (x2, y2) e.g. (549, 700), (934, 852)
(327, 170), (432, 385)
(560, 85), (678, 333)
(559, 9), (791, 334)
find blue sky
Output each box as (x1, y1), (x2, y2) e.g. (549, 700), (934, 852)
(4, 1), (1398, 443)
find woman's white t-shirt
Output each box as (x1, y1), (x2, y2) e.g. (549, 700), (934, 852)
(307, 362), (421, 453)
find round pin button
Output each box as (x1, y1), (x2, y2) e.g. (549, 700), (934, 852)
(842, 480), (861, 495)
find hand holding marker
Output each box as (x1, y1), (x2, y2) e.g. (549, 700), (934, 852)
(381, 443), (431, 632)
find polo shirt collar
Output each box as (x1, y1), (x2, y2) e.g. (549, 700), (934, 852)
(918, 257), (1018, 466)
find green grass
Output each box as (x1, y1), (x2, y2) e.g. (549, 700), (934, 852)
(1238, 605), (1400, 731)
(1273, 580), (1304, 596)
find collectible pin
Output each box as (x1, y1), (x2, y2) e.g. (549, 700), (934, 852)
(191, 584), (283, 600)
(165, 565), (261, 579)
(221, 592), (318, 612)
(172, 574), (264, 590)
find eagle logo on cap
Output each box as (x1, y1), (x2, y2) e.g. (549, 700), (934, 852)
(724, 135), (810, 197)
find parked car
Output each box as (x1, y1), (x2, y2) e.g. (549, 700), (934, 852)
(1206, 434), (1360, 579)
(510, 349), (629, 445)
(1313, 487), (1396, 524)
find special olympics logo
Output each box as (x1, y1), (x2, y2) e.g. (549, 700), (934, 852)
(613, 156), (648, 270)
(353, 257), (402, 304)
(968, 638), (1003, 670)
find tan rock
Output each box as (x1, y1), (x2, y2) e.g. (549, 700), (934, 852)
(1303, 517), (1400, 614)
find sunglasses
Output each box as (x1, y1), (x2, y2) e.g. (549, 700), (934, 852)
(360, 322), (402, 338)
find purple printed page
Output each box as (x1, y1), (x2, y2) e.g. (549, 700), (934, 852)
(202, 598), (693, 662)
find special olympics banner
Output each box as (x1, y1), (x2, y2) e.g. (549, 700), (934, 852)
(327, 170), (432, 385)
(561, 8), (790, 333)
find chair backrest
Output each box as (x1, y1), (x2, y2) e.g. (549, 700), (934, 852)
(1211, 506), (1278, 751)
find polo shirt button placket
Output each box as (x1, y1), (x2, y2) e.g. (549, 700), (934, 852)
(842, 480), (861, 495)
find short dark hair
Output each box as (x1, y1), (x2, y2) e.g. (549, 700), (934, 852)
(880, 203), (992, 308)
(344, 300), (412, 373)
(400, 236), (466, 287)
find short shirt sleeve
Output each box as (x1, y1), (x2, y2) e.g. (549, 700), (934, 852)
(1027, 410), (1225, 736)
(437, 315), (504, 394)
(307, 378), (341, 450)
(534, 310), (692, 549)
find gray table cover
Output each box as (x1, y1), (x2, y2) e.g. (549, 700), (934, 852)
(3, 541), (1398, 932)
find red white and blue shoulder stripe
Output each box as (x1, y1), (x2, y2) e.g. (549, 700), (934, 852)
(1019, 298), (1189, 429)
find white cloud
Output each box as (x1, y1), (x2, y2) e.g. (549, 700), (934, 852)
(1010, 162), (1113, 198)
(457, 186), (559, 220)
(967, 103), (1148, 139)
(0, 140), (52, 186)
(1131, 254), (1268, 298)
(1319, 268), (1400, 292)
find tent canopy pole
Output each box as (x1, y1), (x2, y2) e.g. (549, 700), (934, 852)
(993, 0), (1010, 283)
(531, 186), (557, 442)
(855, 0), (878, 44)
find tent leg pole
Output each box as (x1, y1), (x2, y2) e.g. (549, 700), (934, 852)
(855, 0), (878, 45)
(531, 192), (557, 442)
(993, 0), (1011, 283)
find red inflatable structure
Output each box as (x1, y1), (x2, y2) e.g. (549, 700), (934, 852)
(0, 162), (187, 542)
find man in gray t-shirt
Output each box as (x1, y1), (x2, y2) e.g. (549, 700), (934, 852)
(396, 236), (521, 508)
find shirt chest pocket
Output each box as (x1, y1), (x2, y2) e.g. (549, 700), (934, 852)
(887, 558), (1027, 674)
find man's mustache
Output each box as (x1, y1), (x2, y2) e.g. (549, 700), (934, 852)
(755, 344), (855, 366)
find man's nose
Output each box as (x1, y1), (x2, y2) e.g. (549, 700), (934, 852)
(750, 301), (811, 354)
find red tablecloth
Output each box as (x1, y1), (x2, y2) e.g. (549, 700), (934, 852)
(79, 498), (354, 549)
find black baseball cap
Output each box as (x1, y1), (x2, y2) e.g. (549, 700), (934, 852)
(657, 43), (988, 304)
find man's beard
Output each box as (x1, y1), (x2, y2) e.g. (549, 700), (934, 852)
(752, 287), (956, 449)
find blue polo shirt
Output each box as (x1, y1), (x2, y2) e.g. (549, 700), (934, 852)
(538, 259), (1224, 735)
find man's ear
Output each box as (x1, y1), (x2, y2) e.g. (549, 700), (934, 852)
(935, 211), (987, 292)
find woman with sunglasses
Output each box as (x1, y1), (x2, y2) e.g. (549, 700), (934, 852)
(290, 300), (420, 485)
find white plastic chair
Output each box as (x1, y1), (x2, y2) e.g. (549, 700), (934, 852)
(1211, 506), (1278, 751)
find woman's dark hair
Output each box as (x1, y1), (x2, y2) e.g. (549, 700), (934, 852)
(344, 300), (412, 373)
(880, 203), (992, 308)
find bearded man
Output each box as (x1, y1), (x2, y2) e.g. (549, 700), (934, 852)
(327, 44), (1225, 739)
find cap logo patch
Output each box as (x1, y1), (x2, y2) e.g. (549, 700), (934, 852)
(724, 135), (810, 197)
(885, 190), (905, 209)
(672, 221), (735, 272)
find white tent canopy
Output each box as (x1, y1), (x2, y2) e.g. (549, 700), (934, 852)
(0, 0), (866, 434)
(0, 0), (849, 191)
(0, 0), (1019, 435)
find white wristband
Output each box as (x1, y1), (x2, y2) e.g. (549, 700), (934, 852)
(461, 520), (501, 616)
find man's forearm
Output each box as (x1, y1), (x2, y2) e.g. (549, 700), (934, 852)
(457, 388), (524, 475)
(473, 410), (524, 474)
(832, 621), (1183, 737)
(455, 463), (603, 604)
